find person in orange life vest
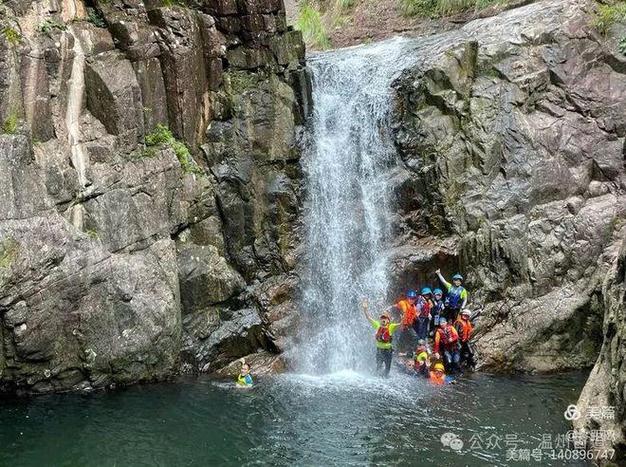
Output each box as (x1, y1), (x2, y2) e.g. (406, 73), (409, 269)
(433, 317), (460, 374)
(414, 288), (433, 341)
(392, 290), (419, 352)
(362, 301), (400, 377)
(394, 289), (419, 327)
(455, 309), (476, 370)
(435, 269), (468, 323)
(429, 362), (449, 385)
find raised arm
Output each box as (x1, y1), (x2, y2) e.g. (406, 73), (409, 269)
(361, 300), (374, 323)
(435, 269), (451, 290)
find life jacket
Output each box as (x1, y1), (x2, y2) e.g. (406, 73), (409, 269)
(397, 299), (417, 326)
(432, 300), (444, 316)
(414, 350), (428, 365)
(376, 325), (392, 344)
(237, 374), (253, 387)
(429, 370), (446, 385)
(455, 318), (473, 343)
(417, 296), (431, 318)
(437, 325), (458, 350)
(445, 286), (465, 309)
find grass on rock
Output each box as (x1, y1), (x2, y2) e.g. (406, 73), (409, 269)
(295, 2), (331, 49)
(594, 1), (626, 35)
(142, 124), (203, 175)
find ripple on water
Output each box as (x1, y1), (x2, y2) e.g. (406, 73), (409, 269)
(0, 371), (589, 467)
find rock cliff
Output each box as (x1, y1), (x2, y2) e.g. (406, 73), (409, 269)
(0, 0), (308, 393)
(390, 0), (626, 374)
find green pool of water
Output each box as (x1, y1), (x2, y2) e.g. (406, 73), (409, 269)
(0, 370), (589, 466)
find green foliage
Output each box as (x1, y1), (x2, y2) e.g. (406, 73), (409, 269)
(295, 3), (331, 49)
(619, 36), (626, 55)
(144, 124), (173, 146)
(143, 124), (202, 174)
(38, 18), (67, 36)
(400, 0), (502, 17)
(0, 238), (19, 269)
(594, 1), (626, 35)
(2, 112), (18, 134)
(86, 7), (107, 28)
(85, 229), (99, 239)
(2, 26), (21, 45)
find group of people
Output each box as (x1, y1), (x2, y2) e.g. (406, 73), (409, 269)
(362, 269), (476, 384)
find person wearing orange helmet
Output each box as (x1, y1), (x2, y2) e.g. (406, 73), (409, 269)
(362, 301), (401, 377)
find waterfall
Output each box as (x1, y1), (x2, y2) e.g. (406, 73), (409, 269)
(296, 38), (419, 374)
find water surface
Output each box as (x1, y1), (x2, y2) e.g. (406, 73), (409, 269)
(1, 371), (588, 466)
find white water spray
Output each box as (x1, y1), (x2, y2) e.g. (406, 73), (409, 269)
(296, 38), (420, 374)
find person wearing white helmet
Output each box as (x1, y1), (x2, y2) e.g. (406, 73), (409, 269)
(433, 317), (460, 373)
(455, 309), (475, 370)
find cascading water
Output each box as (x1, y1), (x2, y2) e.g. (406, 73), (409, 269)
(296, 38), (420, 374)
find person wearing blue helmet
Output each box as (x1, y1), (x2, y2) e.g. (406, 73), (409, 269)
(430, 288), (445, 335)
(414, 287), (433, 340)
(393, 289), (419, 352)
(435, 269), (468, 322)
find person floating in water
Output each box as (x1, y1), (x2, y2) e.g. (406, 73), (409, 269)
(236, 359), (253, 388)
(435, 269), (468, 323)
(362, 300), (400, 377)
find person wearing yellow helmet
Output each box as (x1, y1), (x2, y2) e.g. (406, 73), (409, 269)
(429, 362), (446, 385)
(362, 301), (400, 377)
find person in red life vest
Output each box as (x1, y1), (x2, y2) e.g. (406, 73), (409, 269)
(361, 301), (400, 377)
(433, 317), (460, 374)
(435, 269), (468, 323)
(392, 289), (419, 352)
(414, 287), (433, 341)
(455, 309), (476, 370)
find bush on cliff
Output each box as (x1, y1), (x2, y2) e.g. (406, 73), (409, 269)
(142, 124), (202, 175)
(295, 2), (331, 49)
(594, 1), (626, 35)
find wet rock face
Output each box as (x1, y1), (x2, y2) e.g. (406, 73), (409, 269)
(390, 0), (626, 373)
(0, 0), (308, 393)
(575, 239), (626, 457)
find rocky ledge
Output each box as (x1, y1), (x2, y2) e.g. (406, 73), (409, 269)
(389, 0), (625, 373)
